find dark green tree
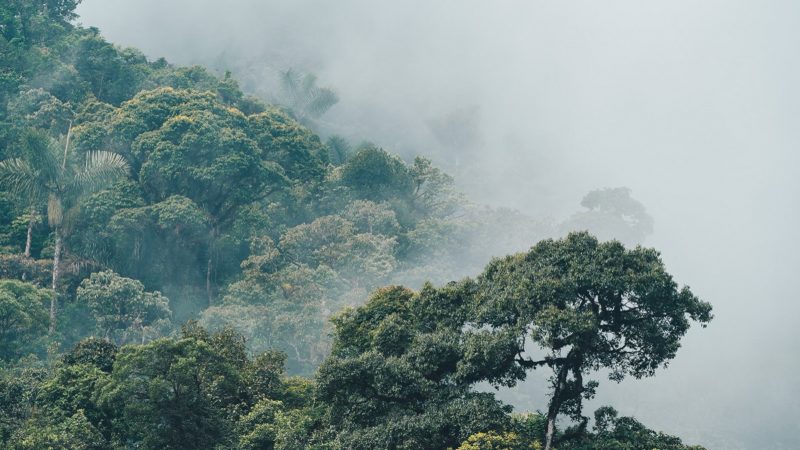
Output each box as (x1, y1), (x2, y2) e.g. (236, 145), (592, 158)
(471, 232), (712, 450)
(95, 332), (244, 448)
(315, 284), (513, 449)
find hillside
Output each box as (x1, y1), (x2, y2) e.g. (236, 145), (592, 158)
(0, 2), (709, 449)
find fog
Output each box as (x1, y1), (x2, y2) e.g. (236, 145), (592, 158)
(77, 1), (800, 448)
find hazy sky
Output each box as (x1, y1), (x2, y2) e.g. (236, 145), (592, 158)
(77, 2), (800, 448)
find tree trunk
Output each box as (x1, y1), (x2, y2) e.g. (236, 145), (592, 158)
(206, 254), (213, 307)
(206, 227), (216, 307)
(22, 210), (35, 281)
(544, 366), (569, 450)
(49, 227), (62, 334)
(24, 209), (34, 258)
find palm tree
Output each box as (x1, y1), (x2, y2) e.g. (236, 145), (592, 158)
(0, 125), (128, 333)
(279, 68), (339, 122)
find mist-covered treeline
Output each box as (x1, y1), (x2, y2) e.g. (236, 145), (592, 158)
(0, 2), (718, 449)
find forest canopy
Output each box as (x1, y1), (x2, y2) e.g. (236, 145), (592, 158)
(0, 2), (711, 449)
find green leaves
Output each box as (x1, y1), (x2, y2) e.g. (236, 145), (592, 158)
(96, 337), (241, 449)
(471, 232), (713, 445)
(72, 150), (129, 194)
(0, 280), (51, 361)
(0, 158), (38, 200)
(340, 144), (414, 202)
(76, 270), (171, 345)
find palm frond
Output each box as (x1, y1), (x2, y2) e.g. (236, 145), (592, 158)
(281, 69), (303, 104)
(307, 88), (339, 118)
(21, 130), (61, 182)
(0, 158), (43, 199)
(71, 151), (129, 194)
(302, 73), (318, 94)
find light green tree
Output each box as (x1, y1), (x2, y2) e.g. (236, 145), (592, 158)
(76, 270), (171, 345)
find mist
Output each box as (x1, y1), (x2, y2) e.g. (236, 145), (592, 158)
(76, 1), (800, 448)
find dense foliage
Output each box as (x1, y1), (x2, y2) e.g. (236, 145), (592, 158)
(0, 2), (710, 449)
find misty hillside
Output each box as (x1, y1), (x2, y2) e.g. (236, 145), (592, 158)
(0, 1), (796, 449)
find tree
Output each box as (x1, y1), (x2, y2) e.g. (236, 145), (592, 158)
(326, 135), (352, 165)
(94, 324), (290, 449)
(202, 215), (398, 374)
(0, 280), (50, 361)
(247, 106), (328, 184)
(561, 187), (654, 246)
(36, 363), (111, 439)
(409, 155), (462, 219)
(74, 32), (147, 105)
(112, 88), (289, 304)
(0, 127), (128, 332)
(76, 270), (171, 345)
(471, 232), (712, 450)
(558, 406), (706, 450)
(279, 69), (339, 122)
(341, 200), (400, 236)
(455, 431), (536, 450)
(235, 398), (284, 450)
(62, 337), (118, 373)
(8, 410), (105, 450)
(315, 285), (514, 449)
(95, 333), (243, 449)
(0, 366), (49, 443)
(340, 144), (414, 203)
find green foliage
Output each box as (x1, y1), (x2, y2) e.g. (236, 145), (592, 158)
(0, 7), (711, 450)
(326, 135), (351, 165)
(62, 337), (118, 372)
(74, 33), (147, 105)
(471, 232), (712, 448)
(0, 280), (50, 360)
(340, 144), (414, 202)
(0, 366), (48, 443)
(236, 398), (283, 450)
(202, 212), (399, 373)
(7, 88), (73, 133)
(36, 362), (109, 428)
(456, 431), (540, 450)
(76, 270), (171, 344)
(316, 285), (513, 449)
(8, 409), (105, 450)
(96, 335), (243, 448)
(558, 406), (706, 450)
(247, 106), (327, 183)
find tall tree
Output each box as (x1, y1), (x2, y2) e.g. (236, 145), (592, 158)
(0, 127), (128, 332)
(472, 232), (712, 450)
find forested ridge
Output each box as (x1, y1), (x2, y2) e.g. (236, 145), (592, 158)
(0, 2), (712, 449)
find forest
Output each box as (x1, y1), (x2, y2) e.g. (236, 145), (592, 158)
(0, 2), (714, 449)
